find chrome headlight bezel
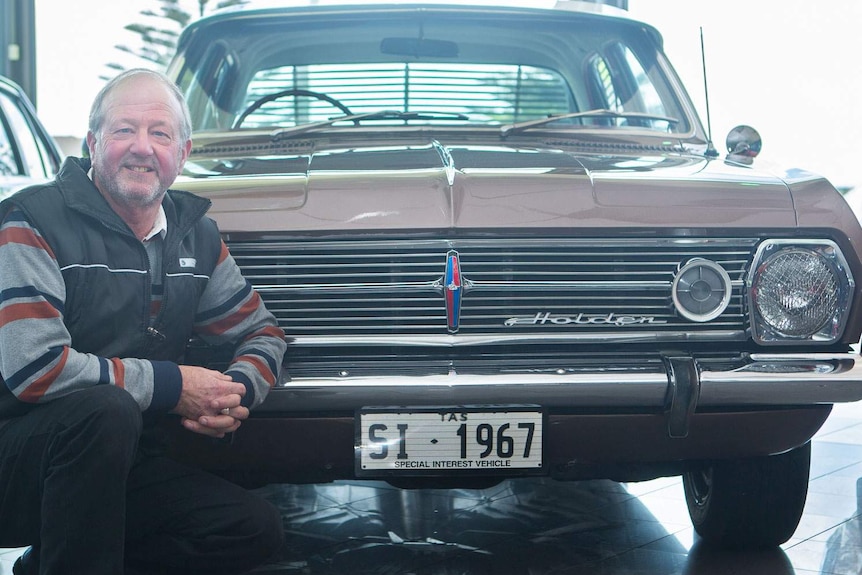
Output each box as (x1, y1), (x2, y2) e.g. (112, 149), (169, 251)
(748, 239), (854, 345)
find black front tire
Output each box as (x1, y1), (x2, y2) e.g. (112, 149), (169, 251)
(683, 442), (811, 549)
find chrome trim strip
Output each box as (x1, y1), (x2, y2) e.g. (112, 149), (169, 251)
(256, 279), (744, 294)
(284, 331), (747, 346)
(256, 282), (437, 293)
(260, 353), (862, 412)
(234, 237), (761, 250)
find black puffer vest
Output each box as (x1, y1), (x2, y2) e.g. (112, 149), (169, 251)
(1, 157), (221, 361)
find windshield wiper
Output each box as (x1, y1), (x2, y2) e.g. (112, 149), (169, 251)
(500, 109), (679, 138)
(270, 110), (469, 141)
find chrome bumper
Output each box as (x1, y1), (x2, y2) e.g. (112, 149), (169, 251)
(264, 353), (862, 418)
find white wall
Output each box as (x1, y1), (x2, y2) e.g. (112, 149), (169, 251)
(34, 1), (142, 141)
(628, 0), (862, 190)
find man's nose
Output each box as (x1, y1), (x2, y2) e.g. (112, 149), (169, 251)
(130, 131), (154, 154)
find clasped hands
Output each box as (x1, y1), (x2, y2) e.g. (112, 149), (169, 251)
(174, 365), (249, 438)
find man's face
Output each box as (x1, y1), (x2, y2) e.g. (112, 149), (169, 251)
(87, 76), (191, 210)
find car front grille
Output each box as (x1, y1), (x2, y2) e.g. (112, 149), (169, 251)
(224, 236), (758, 342)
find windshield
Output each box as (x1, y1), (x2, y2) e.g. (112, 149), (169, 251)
(171, 7), (695, 135)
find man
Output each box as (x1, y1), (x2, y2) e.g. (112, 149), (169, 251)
(0, 69), (287, 574)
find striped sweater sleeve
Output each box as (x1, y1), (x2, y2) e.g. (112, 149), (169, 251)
(193, 240), (286, 409)
(0, 207), (182, 412)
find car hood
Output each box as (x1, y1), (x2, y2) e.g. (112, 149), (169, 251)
(176, 138), (849, 233)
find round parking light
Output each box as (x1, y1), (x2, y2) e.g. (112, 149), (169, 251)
(672, 258), (732, 322)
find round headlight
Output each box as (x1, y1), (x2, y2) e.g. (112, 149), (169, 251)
(752, 248), (839, 337)
(672, 259), (732, 322)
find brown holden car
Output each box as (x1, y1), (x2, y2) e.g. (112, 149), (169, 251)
(164, 1), (862, 549)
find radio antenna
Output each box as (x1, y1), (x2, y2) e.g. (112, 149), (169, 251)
(700, 27), (719, 158)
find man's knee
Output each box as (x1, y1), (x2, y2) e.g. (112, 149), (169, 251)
(244, 495), (285, 561)
(53, 386), (143, 456)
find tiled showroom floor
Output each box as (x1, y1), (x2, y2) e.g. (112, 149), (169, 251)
(3, 402), (862, 574)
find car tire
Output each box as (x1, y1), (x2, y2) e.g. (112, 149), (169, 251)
(682, 441), (811, 549)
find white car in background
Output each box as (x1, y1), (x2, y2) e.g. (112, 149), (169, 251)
(0, 75), (62, 200)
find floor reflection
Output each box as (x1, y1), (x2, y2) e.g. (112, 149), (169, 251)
(6, 404), (862, 573)
(250, 478), (795, 574)
(820, 477), (862, 574)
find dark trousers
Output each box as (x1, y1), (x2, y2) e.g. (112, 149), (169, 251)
(0, 386), (284, 575)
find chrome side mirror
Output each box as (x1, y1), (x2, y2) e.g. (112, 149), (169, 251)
(726, 125), (761, 165)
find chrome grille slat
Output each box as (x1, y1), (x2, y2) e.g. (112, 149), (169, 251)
(226, 237), (759, 338)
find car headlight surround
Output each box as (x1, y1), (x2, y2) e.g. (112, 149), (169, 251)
(749, 239), (854, 344)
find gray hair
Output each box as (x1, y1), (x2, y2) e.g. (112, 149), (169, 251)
(88, 68), (192, 143)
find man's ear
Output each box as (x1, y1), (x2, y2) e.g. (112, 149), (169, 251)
(178, 138), (192, 174)
(85, 131), (97, 159)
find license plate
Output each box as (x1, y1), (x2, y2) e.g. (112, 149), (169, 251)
(356, 407), (543, 476)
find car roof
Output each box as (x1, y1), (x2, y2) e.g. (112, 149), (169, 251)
(178, 1), (661, 53)
(190, 1), (641, 29)
(214, 0), (628, 16)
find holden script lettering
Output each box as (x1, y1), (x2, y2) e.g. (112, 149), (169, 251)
(504, 312), (667, 327)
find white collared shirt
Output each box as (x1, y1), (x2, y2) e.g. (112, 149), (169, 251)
(142, 206), (167, 242)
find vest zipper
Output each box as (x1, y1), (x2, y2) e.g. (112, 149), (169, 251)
(146, 326), (167, 342)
